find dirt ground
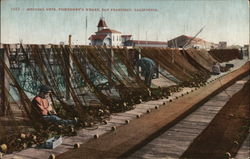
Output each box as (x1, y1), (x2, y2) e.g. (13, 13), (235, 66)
(181, 80), (250, 159)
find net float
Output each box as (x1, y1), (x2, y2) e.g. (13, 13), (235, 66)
(125, 120), (130, 124)
(224, 152), (231, 159)
(111, 126), (116, 131)
(104, 109), (110, 114)
(98, 109), (104, 113)
(94, 134), (99, 139)
(139, 99), (143, 103)
(229, 114), (234, 117)
(0, 144), (7, 153)
(22, 143), (27, 149)
(32, 135), (37, 141)
(49, 154), (56, 159)
(16, 138), (22, 143)
(20, 133), (26, 139)
(74, 143), (80, 149)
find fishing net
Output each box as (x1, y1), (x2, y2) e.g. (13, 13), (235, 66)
(140, 47), (211, 87)
(184, 49), (217, 72)
(0, 44), (235, 154)
(209, 49), (241, 62)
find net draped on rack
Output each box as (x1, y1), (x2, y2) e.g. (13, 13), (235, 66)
(0, 44), (239, 153)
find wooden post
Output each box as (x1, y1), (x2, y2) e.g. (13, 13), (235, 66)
(0, 45), (10, 116)
(64, 36), (73, 101)
(108, 48), (114, 87)
(0, 47), (4, 116)
(248, 45), (250, 61)
(65, 48), (72, 101)
(138, 48), (142, 76)
(155, 62), (159, 78)
(127, 48), (133, 77)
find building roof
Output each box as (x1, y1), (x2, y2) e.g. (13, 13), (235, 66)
(89, 35), (107, 40)
(96, 29), (121, 34)
(97, 18), (108, 27)
(168, 35), (204, 43)
(128, 40), (167, 45)
(121, 35), (132, 37)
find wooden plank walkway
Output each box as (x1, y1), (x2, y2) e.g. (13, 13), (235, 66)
(235, 133), (250, 159)
(126, 76), (249, 159)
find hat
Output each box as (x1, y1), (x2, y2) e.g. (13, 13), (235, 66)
(40, 85), (52, 93)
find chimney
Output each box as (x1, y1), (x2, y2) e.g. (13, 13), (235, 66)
(68, 35), (72, 46)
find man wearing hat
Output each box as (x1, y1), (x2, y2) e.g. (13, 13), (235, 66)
(32, 85), (76, 125)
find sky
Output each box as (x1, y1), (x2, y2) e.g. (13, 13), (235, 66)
(1, 0), (249, 46)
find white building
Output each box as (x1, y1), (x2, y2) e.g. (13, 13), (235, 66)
(89, 18), (132, 46)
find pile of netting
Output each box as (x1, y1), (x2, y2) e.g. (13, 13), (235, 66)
(0, 44), (233, 154)
(209, 49), (241, 62)
(140, 47), (211, 87)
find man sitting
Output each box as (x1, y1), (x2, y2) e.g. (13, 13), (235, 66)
(32, 85), (76, 125)
(211, 62), (221, 75)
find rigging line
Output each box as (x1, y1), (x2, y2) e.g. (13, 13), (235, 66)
(117, 48), (145, 88)
(41, 46), (63, 96)
(50, 46), (81, 116)
(102, 47), (135, 88)
(2, 86), (26, 135)
(80, 46), (114, 96)
(59, 46), (84, 109)
(21, 45), (44, 86)
(53, 46), (82, 118)
(121, 48), (146, 87)
(70, 46), (111, 105)
(0, 56), (34, 121)
(95, 46), (128, 86)
(40, 46), (76, 111)
(65, 46), (89, 107)
(183, 26), (205, 48)
(69, 47), (89, 104)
